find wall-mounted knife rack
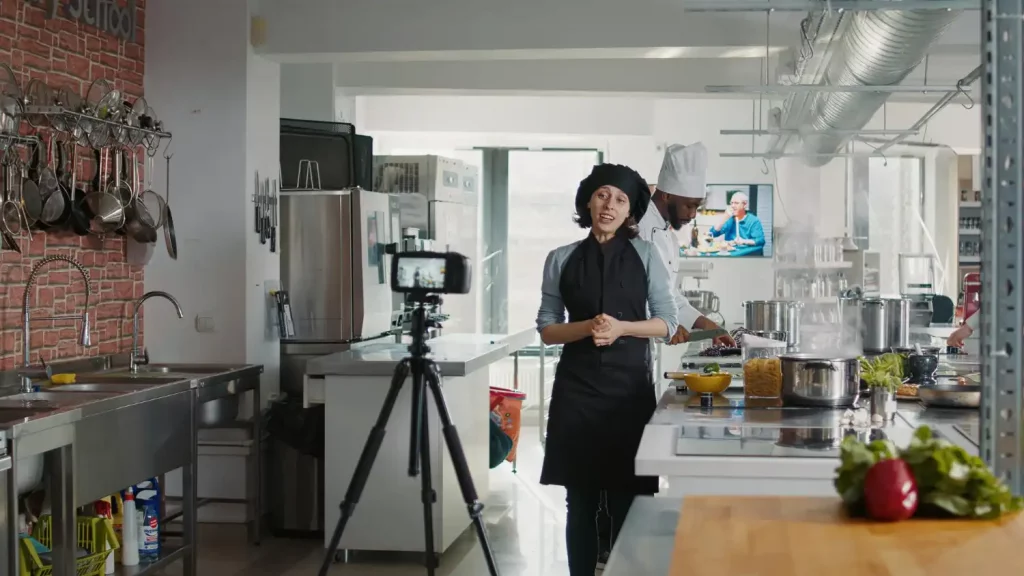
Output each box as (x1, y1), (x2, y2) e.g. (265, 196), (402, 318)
(253, 171), (279, 253)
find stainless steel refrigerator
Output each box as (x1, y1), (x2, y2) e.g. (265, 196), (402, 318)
(279, 187), (396, 398)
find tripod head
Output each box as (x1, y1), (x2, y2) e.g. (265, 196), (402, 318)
(407, 294), (442, 359)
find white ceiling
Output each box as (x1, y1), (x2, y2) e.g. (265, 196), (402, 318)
(257, 1), (982, 97)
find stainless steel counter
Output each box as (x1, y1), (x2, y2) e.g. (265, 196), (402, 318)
(305, 330), (535, 377)
(0, 355), (263, 576)
(603, 496), (681, 576)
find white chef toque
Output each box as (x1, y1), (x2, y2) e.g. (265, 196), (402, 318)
(656, 142), (708, 199)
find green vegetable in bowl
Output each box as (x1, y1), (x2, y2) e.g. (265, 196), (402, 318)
(835, 426), (1024, 519)
(702, 362), (721, 375)
(859, 353), (905, 393)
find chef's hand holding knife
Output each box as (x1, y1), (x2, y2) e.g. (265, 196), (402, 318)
(668, 318), (735, 347)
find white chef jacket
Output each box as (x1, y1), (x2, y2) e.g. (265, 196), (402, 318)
(637, 205), (703, 330)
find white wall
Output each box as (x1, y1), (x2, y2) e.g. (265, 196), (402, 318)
(146, 0), (281, 522)
(280, 63), (335, 121)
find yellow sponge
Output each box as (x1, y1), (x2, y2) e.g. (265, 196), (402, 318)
(49, 373), (76, 385)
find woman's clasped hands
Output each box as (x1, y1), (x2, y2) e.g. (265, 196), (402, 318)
(591, 313), (624, 347)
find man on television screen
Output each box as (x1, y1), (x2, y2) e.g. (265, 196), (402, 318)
(709, 191), (765, 256)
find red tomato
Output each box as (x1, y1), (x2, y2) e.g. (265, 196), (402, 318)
(864, 458), (919, 522)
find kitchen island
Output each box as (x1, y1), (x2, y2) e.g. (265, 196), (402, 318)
(304, 329), (534, 557)
(605, 388), (981, 575)
(636, 389), (978, 498)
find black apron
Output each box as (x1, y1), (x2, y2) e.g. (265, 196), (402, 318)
(540, 233), (659, 494)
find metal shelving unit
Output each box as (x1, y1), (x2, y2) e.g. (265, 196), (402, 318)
(980, 0), (1024, 495)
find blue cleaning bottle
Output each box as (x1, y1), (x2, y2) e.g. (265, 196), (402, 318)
(134, 479), (161, 561)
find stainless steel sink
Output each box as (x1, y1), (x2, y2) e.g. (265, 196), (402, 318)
(0, 406), (52, 423)
(47, 383), (163, 393)
(9, 391), (119, 404)
(136, 363), (237, 375)
(82, 374), (185, 385)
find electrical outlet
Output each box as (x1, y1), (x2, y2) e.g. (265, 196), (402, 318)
(195, 316), (215, 333)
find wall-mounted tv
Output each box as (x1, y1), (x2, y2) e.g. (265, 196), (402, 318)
(679, 184), (774, 258)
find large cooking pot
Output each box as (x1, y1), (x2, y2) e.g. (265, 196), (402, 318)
(860, 298), (888, 352)
(744, 300), (801, 347)
(860, 297), (910, 353)
(886, 297), (911, 349)
(780, 354), (860, 407)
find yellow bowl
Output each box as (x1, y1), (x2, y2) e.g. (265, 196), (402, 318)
(680, 373), (732, 394)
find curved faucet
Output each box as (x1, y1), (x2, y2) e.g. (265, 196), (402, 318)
(22, 255), (92, 393)
(131, 291), (184, 373)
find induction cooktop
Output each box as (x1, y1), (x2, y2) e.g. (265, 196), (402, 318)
(673, 424), (933, 459)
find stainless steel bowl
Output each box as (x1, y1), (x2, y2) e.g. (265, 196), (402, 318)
(918, 384), (981, 408)
(780, 354), (860, 407)
(198, 394), (240, 427)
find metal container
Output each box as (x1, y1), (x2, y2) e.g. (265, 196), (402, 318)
(918, 384), (981, 408)
(744, 300), (800, 346)
(269, 437), (324, 535)
(17, 454), (44, 496)
(860, 298), (889, 352)
(869, 387), (897, 421)
(198, 394), (240, 427)
(684, 290), (720, 313)
(886, 297), (911, 349)
(780, 354), (860, 407)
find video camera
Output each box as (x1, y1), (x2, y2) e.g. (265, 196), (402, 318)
(390, 251), (472, 295)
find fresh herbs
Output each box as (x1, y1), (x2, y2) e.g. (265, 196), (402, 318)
(835, 427), (1024, 520)
(702, 362), (721, 375)
(860, 353), (904, 393)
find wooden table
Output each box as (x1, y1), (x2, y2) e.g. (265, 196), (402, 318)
(670, 496), (1024, 576)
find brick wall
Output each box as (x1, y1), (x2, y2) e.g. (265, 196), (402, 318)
(0, 0), (146, 370)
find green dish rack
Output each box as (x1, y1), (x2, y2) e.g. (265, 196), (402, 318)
(19, 515), (119, 576)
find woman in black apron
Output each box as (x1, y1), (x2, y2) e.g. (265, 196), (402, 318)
(535, 163), (678, 576)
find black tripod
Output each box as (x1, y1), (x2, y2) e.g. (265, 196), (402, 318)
(318, 295), (500, 576)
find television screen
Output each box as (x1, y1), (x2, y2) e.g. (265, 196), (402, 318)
(678, 184), (774, 258)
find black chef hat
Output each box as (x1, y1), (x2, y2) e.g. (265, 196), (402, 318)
(574, 163), (651, 224)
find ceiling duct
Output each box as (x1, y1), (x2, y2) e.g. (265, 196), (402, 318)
(799, 5), (961, 166)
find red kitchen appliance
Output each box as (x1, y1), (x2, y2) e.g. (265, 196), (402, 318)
(958, 272), (981, 324)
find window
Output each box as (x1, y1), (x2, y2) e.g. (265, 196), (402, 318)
(505, 150), (602, 332)
(867, 157), (927, 295)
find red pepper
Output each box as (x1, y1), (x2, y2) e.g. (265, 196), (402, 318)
(864, 458), (919, 522)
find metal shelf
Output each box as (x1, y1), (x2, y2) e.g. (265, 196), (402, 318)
(22, 105), (172, 140)
(980, 0), (1023, 495)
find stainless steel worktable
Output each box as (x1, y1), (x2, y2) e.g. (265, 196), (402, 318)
(305, 330), (534, 377)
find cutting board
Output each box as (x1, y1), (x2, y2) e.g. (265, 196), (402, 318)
(669, 496), (1024, 576)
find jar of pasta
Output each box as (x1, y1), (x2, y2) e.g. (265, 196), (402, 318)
(742, 335), (787, 399)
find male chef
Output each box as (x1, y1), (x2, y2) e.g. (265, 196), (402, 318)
(639, 142), (734, 346)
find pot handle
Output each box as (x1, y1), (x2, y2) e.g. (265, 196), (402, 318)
(803, 361), (837, 370)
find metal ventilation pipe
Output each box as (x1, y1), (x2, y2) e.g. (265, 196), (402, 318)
(800, 6), (961, 166)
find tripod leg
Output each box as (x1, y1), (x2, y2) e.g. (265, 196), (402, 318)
(408, 359), (425, 476)
(424, 364), (501, 576)
(318, 360), (410, 576)
(417, 384), (439, 575)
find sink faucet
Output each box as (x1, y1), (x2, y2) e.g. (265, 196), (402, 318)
(131, 291), (184, 373)
(22, 255), (92, 393)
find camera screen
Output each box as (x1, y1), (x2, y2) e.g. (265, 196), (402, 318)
(395, 256), (446, 290)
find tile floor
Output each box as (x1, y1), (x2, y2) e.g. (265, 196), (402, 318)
(158, 424), (573, 575)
